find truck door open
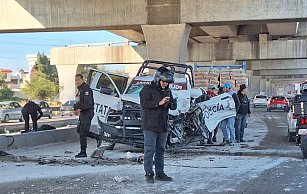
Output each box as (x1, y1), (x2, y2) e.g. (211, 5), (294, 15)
(87, 69), (128, 126)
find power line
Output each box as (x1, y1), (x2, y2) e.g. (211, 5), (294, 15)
(0, 56), (23, 60)
(0, 49), (29, 54)
(0, 40), (64, 47)
(0, 34), (70, 42)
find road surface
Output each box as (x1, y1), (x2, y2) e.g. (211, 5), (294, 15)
(0, 107), (306, 194)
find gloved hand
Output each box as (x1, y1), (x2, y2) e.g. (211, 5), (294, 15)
(73, 102), (80, 111)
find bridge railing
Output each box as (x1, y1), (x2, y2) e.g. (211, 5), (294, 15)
(67, 41), (132, 47)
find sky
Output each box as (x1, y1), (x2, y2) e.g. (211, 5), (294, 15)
(0, 31), (127, 73)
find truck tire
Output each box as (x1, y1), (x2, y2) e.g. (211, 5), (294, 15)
(288, 129), (296, 142)
(300, 136), (307, 159)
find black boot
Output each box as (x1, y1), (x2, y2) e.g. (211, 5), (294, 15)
(145, 173), (155, 183)
(75, 150), (87, 158)
(212, 136), (217, 142)
(155, 172), (172, 181)
(207, 139), (214, 144)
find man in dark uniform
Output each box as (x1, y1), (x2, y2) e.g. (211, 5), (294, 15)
(236, 84), (251, 142)
(74, 74), (102, 158)
(21, 99), (43, 132)
(140, 66), (177, 183)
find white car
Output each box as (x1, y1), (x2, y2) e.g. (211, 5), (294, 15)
(253, 95), (268, 107)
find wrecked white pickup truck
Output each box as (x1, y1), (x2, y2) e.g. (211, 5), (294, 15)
(87, 60), (208, 147)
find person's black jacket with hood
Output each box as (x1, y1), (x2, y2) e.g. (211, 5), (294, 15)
(21, 101), (43, 119)
(237, 91), (251, 115)
(140, 81), (177, 132)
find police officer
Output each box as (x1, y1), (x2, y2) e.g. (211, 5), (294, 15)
(74, 74), (102, 158)
(21, 99), (43, 132)
(140, 66), (177, 183)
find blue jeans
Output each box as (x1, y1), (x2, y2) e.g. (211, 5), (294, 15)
(143, 130), (168, 175)
(221, 116), (236, 143)
(237, 114), (247, 141)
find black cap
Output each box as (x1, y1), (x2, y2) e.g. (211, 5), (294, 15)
(240, 84), (247, 90)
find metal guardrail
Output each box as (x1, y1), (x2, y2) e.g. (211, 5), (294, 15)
(67, 41), (131, 47)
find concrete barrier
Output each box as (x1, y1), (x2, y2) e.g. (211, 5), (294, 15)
(0, 127), (79, 151)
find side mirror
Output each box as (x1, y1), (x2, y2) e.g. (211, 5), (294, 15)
(100, 87), (113, 95)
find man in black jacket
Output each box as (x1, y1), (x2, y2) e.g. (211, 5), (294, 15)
(74, 74), (102, 158)
(236, 84), (251, 142)
(21, 99), (43, 132)
(140, 66), (177, 183)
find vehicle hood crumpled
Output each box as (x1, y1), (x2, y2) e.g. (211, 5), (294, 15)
(121, 94), (140, 104)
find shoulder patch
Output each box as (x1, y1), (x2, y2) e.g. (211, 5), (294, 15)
(85, 91), (89, 96)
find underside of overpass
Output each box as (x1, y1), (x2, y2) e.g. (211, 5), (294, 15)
(1, 0), (307, 101)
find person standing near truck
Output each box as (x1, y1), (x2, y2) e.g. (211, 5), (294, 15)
(236, 84), (251, 142)
(220, 83), (240, 146)
(140, 66), (177, 183)
(74, 74), (102, 158)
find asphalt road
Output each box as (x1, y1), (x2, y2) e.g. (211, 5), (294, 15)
(1, 107), (306, 194)
(251, 107), (296, 150)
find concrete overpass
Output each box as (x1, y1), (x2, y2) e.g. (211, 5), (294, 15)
(2, 0), (307, 101)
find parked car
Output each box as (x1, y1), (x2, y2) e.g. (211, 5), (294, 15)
(33, 100), (53, 119)
(267, 96), (290, 112)
(0, 101), (23, 123)
(253, 95), (268, 107)
(60, 100), (78, 116)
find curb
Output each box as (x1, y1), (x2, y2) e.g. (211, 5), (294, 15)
(0, 127), (79, 150)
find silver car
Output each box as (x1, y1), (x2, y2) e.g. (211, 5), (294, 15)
(60, 100), (78, 117)
(0, 101), (23, 123)
(33, 100), (53, 119)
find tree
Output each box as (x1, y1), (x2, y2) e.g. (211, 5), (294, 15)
(0, 85), (14, 100)
(21, 71), (59, 100)
(0, 72), (14, 101)
(81, 64), (98, 79)
(33, 53), (59, 83)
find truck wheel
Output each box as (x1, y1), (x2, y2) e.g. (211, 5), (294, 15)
(288, 129), (296, 142)
(300, 136), (307, 159)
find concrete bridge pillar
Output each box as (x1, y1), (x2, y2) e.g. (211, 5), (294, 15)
(56, 64), (82, 103)
(141, 24), (191, 63)
(266, 80), (272, 96)
(249, 76), (261, 99)
(260, 79), (266, 95)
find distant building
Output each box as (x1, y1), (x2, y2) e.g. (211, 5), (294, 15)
(0, 68), (30, 98)
(26, 54), (50, 75)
